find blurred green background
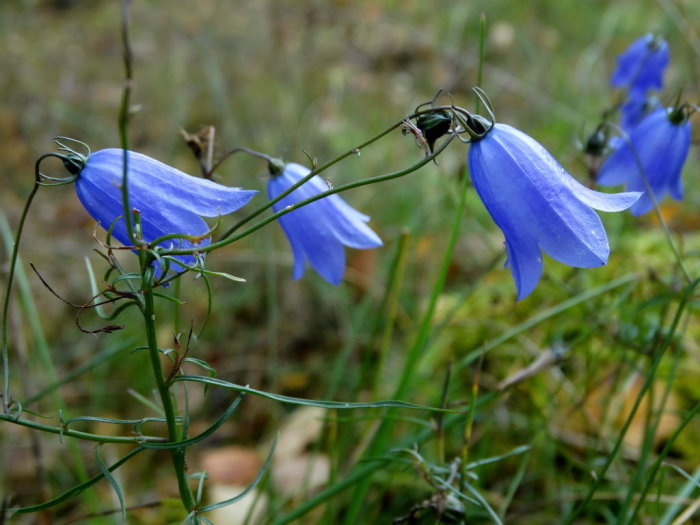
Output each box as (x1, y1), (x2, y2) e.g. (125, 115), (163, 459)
(1, 0), (699, 523)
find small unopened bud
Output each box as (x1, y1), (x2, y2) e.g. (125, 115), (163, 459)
(416, 110), (452, 153)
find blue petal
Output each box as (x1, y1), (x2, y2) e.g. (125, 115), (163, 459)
(267, 163), (381, 284)
(610, 34), (669, 95)
(598, 109), (692, 215)
(563, 176), (641, 212)
(468, 123), (638, 299)
(471, 125), (609, 266)
(86, 149), (258, 217)
(505, 234), (543, 301)
(76, 149), (257, 270)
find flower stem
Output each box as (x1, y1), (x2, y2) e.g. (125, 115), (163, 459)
(165, 131), (457, 260)
(141, 283), (195, 512)
(1, 181), (40, 414)
(216, 105), (459, 242)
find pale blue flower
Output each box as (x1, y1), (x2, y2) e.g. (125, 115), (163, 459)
(75, 149), (257, 271)
(611, 34), (669, 97)
(598, 107), (692, 215)
(267, 162), (382, 285)
(468, 124), (641, 300)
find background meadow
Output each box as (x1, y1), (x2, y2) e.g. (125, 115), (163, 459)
(1, 0), (699, 523)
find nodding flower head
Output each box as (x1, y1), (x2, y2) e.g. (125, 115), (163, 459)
(597, 105), (692, 216)
(611, 34), (669, 97)
(468, 123), (641, 300)
(69, 148), (258, 273)
(267, 162), (382, 285)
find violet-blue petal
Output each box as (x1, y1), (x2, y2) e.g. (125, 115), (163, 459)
(468, 123), (640, 300)
(267, 162), (382, 285)
(620, 95), (660, 132)
(610, 34), (669, 96)
(597, 108), (691, 215)
(76, 149), (257, 270)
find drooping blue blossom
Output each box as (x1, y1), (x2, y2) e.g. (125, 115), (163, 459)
(74, 149), (258, 271)
(610, 34), (669, 97)
(267, 162), (382, 285)
(597, 106), (692, 216)
(468, 123), (641, 300)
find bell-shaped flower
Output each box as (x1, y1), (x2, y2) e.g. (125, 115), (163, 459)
(267, 162), (382, 285)
(597, 106), (692, 216)
(74, 148), (258, 271)
(468, 123), (641, 300)
(610, 34), (669, 97)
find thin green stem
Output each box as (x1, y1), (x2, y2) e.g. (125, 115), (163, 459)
(343, 166), (471, 524)
(475, 13), (486, 113)
(0, 413), (165, 444)
(119, 0), (136, 244)
(216, 105), (459, 242)
(142, 284), (196, 511)
(1, 182), (39, 414)
(167, 132), (457, 260)
(562, 278), (699, 524)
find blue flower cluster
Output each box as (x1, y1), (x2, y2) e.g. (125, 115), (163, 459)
(60, 34), (694, 300)
(598, 35), (693, 216)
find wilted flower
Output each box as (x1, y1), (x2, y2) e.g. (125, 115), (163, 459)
(72, 148), (257, 271)
(610, 34), (669, 97)
(267, 162), (382, 285)
(597, 106), (692, 216)
(468, 123), (640, 300)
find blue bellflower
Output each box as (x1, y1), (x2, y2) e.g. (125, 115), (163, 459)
(468, 124), (641, 300)
(597, 107), (692, 216)
(610, 34), (669, 97)
(75, 149), (258, 271)
(267, 162), (382, 285)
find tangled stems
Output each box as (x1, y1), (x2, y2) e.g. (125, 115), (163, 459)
(2, 153), (79, 414)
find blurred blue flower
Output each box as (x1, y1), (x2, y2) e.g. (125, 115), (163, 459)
(75, 148), (257, 271)
(267, 162), (382, 285)
(619, 94), (660, 133)
(468, 124), (641, 300)
(610, 34), (669, 97)
(597, 107), (692, 216)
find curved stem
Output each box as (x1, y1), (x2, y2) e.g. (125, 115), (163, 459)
(0, 413), (166, 444)
(166, 131), (458, 258)
(2, 181), (40, 414)
(216, 105), (458, 242)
